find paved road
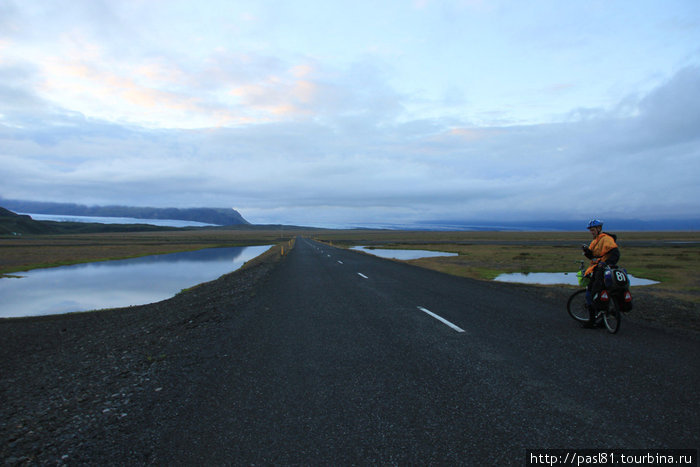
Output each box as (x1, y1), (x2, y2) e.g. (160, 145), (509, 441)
(155, 237), (699, 464)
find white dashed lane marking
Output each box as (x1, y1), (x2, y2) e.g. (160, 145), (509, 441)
(336, 247), (463, 335)
(417, 306), (465, 333)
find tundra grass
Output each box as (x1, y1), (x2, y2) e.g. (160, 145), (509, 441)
(3, 229), (698, 304)
(0, 229), (303, 276)
(313, 230), (700, 304)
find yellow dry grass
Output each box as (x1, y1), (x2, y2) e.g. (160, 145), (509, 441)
(313, 230), (700, 303)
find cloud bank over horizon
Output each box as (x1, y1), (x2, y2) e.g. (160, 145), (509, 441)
(1, 0), (699, 227)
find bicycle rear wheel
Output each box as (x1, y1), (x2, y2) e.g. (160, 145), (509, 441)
(567, 289), (591, 324)
(603, 297), (621, 334)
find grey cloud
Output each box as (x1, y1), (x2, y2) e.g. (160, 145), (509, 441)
(1, 65), (699, 225)
(636, 66), (700, 146)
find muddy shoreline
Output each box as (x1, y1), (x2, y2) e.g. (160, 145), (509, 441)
(1, 250), (698, 465)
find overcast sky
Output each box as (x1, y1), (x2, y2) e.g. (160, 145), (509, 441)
(1, 0), (699, 226)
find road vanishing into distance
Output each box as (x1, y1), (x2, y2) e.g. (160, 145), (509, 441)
(155, 238), (699, 464)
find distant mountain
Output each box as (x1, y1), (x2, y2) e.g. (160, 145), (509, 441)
(0, 199), (249, 226)
(0, 207), (52, 235)
(0, 207), (179, 235)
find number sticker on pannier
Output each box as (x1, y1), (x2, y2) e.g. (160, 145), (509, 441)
(611, 269), (629, 288)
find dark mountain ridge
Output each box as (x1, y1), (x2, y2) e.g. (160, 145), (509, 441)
(0, 207), (178, 235)
(0, 199), (249, 226)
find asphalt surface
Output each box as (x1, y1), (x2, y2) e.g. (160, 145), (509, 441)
(154, 237), (699, 465)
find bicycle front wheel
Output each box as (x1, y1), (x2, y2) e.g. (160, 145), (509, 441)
(567, 289), (591, 324)
(603, 297), (621, 334)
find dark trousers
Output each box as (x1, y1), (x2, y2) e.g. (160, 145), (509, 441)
(585, 266), (605, 306)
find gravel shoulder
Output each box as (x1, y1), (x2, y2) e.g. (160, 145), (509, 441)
(496, 282), (700, 335)
(1, 246), (697, 465)
(1, 252), (280, 465)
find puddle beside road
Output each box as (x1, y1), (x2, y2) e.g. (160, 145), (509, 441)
(350, 246), (458, 260)
(0, 245), (272, 318)
(493, 272), (659, 286)
(348, 247), (660, 287)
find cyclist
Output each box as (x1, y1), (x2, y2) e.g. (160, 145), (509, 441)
(581, 219), (620, 325)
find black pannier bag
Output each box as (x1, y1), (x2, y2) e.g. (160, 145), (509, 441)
(604, 265), (629, 290)
(604, 266), (633, 311)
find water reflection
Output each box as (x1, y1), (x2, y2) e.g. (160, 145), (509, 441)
(350, 246), (458, 260)
(494, 272), (659, 286)
(0, 245), (271, 318)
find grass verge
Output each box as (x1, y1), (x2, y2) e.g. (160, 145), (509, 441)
(0, 229), (304, 276)
(313, 230), (700, 305)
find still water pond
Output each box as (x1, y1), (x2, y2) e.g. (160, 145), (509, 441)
(349, 247), (659, 286)
(494, 272), (659, 286)
(350, 246), (458, 260)
(0, 245), (272, 319)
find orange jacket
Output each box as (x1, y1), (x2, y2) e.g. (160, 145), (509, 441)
(585, 232), (619, 275)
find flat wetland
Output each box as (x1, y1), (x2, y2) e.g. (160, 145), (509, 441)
(1, 228), (698, 328)
(311, 230), (700, 303)
(0, 228), (301, 276)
